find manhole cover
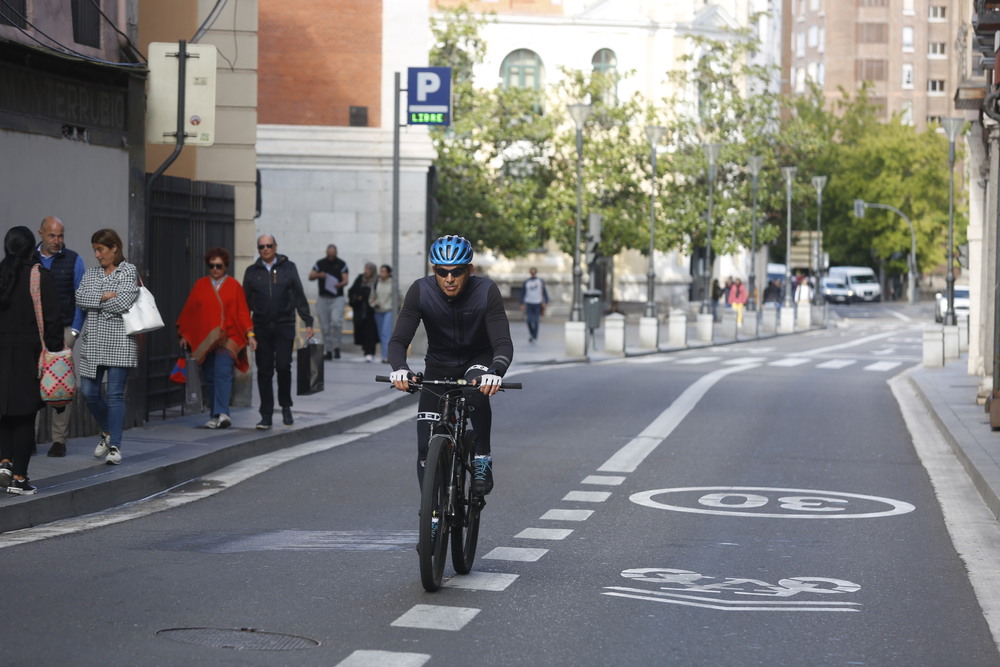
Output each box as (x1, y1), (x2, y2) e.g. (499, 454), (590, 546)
(156, 627), (320, 651)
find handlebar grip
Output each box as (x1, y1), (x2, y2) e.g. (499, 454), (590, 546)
(502, 382), (522, 389)
(375, 375), (391, 383)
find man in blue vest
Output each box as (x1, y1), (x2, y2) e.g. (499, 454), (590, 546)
(34, 216), (85, 457)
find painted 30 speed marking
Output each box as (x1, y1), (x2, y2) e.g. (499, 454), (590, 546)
(630, 487), (915, 519)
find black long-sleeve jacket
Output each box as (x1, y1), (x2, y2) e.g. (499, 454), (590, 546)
(242, 254), (314, 328)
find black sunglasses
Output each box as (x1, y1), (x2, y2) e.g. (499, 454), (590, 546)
(208, 263), (225, 269)
(434, 266), (468, 278)
(258, 243), (275, 250)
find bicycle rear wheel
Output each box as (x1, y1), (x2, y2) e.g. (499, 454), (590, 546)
(419, 434), (452, 592)
(451, 431), (482, 575)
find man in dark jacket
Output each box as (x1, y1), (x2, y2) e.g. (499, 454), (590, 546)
(243, 234), (313, 429)
(33, 216), (85, 457)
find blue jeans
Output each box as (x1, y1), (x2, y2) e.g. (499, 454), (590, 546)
(202, 348), (234, 417)
(524, 303), (542, 340)
(81, 366), (130, 448)
(374, 310), (393, 359)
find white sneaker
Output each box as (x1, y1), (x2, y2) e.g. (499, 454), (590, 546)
(93, 432), (111, 458)
(206, 413), (232, 429)
(106, 446), (122, 465)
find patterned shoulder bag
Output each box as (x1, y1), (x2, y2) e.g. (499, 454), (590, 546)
(29, 265), (76, 406)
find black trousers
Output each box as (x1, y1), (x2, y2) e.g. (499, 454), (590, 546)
(0, 413), (36, 477)
(254, 322), (295, 416)
(416, 363), (492, 464)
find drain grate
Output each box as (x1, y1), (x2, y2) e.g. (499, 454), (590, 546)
(156, 627), (320, 651)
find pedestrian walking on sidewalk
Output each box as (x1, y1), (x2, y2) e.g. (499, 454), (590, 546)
(369, 264), (397, 363)
(76, 228), (139, 467)
(519, 267), (549, 343)
(349, 262), (379, 362)
(729, 277), (748, 326)
(0, 226), (64, 494)
(308, 244), (349, 360)
(243, 234), (314, 429)
(33, 216), (86, 457)
(177, 248), (257, 430)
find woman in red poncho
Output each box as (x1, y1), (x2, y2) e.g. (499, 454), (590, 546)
(176, 248), (257, 429)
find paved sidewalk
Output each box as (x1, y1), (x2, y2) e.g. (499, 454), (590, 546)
(3, 311), (997, 535)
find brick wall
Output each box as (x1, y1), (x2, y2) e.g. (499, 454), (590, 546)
(259, 0), (382, 126)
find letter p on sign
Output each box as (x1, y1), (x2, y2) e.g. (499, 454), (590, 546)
(407, 67), (452, 126)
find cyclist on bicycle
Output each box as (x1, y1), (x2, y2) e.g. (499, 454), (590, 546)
(388, 235), (513, 496)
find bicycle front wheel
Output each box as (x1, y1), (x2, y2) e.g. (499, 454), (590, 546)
(419, 434), (452, 592)
(451, 431), (482, 575)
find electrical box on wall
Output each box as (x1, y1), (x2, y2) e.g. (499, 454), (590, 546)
(146, 42), (218, 146)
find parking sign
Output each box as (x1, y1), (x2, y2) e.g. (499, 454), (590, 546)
(407, 67), (451, 126)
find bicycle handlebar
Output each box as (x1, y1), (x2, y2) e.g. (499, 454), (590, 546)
(375, 375), (522, 390)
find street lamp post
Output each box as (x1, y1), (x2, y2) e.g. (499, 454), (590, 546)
(853, 199), (917, 305)
(747, 155), (764, 311)
(644, 126), (665, 318)
(568, 103), (592, 323)
(812, 175), (828, 306)
(701, 143), (722, 315)
(782, 166), (797, 306)
(941, 117), (963, 326)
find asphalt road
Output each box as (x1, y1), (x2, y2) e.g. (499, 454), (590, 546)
(4, 302), (999, 666)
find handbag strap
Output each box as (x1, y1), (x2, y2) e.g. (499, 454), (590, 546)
(28, 264), (45, 348)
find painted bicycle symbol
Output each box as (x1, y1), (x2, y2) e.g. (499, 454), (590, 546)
(603, 568), (862, 612)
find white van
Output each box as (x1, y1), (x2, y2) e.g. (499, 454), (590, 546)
(827, 266), (881, 302)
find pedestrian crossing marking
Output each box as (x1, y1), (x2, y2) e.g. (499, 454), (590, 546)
(676, 356), (720, 365)
(768, 358), (812, 367)
(483, 546), (548, 562)
(391, 605), (480, 631)
(816, 359), (856, 369)
(443, 572), (519, 591)
(864, 361), (901, 372)
(723, 357), (768, 365)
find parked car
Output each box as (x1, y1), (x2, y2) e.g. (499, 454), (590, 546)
(935, 286), (970, 323)
(822, 278), (853, 304)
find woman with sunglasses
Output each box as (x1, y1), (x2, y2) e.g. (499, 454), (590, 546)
(387, 235), (513, 496)
(176, 248), (257, 429)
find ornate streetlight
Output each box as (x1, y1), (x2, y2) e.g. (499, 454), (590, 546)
(811, 175), (828, 306)
(941, 117), (963, 326)
(782, 166), (797, 307)
(568, 103), (592, 322)
(644, 125), (665, 318)
(747, 155), (764, 311)
(701, 143), (722, 315)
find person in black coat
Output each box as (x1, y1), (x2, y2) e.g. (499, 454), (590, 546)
(0, 226), (63, 495)
(348, 262), (379, 362)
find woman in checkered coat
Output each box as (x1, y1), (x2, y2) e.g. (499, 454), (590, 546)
(75, 229), (139, 466)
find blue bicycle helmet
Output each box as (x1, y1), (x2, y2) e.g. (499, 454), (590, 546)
(429, 235), (473, 265)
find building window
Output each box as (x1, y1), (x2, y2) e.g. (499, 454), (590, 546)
(927, 79), (946, 93)
(858, 23), (888, 44)
(856, 59), (888, 82)
(928, 42), (946, 57)
(928, 115), (943, 125)
(859, 0), (887, 6)
(501, 49), (543, 91)
(797, 31), (805, 57)
(818, 26), (825, 52)
(902, 0), (915, 14)
(817, 61), (825, 86)
(810, 0), (820, 11)
(592, 49), (618, 105)
(72, 0), (101, 48)
(929, 6), (946, 20)
(808, 26), (818, 48)
(0, 0), (26, 28)
(901, 101), (914, 125)
(902, 64), (914, 89)
(902, 26), (914, 52)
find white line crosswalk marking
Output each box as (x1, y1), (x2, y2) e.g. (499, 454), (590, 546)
(676, 356), (720, 365)
(864, 361), (902, 372)
(816, 359), (857, 369)
(769, 357), (812, 367)
(391, 605), (480, 631)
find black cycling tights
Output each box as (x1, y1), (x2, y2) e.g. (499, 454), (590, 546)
(415, 382), (491, 486)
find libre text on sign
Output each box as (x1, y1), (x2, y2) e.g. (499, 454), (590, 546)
(407, 67), (451, 126)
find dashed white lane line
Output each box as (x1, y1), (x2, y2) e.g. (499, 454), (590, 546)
(582, 475), (625, 486)
(817, 359), (857, 369)
(443, 572), (519, 591)
(562, 490), (612, 502)
(540, 509), (594, 521)
(337, 651), (430, 667)
(864, 361), (902, 372)
(675, 356), (720, 365)
(768, 357), (812, 367)
(391, 605), (480, 631)
(483, 546), (548, 562)
(723, 357), (768, 365)
(515, 527), (573, 540)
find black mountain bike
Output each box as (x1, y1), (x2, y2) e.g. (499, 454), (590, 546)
(377, 374), (522, 591)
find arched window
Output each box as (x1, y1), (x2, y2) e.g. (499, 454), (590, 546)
(501, 49), (543, 90)
(592, 48), (618, 105)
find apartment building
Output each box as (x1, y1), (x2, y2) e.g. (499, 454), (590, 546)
(786, 0), (972, 129)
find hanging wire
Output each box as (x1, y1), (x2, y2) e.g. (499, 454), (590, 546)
(0, 0), (144, 69)
(190, 0), (228, 42)
(87, 0), (146, 63)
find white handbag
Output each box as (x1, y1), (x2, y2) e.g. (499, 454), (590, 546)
(122, 277), (165, 335)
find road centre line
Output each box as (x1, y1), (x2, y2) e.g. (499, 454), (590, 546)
(597, 364), (760, 474)
(583, 475), (625, 485)
(515, 528), (574, 540)
(483, 546), (548, 562)
(337, 650), (430, 667)
(391, 605), (479, 631)
(563, 491), (612, 502)
(541, 509), (594, 521)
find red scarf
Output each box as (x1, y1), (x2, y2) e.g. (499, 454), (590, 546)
(176, 276), (252, 373)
